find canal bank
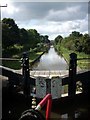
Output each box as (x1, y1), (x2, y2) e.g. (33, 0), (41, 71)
(30, 52), (45, 66)
(2, 52), (45, 70)
(54, 46), (89, 70)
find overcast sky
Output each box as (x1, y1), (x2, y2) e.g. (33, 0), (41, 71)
(1, 0), (89, 40)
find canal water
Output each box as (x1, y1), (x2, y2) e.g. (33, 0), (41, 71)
(32, 47), (68, 70)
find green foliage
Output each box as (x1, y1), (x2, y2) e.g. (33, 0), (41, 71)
(54, 35), (63, 45)
(57, 31), (90, 54)
(2, 60), (21, 69)
(19, 28), (29, 46)
(70, 31), (83, 38)
(29, 52), (43, 62)
(82, 34), (90, 54)
(2, 18), (20, 48)
(54, 31), (90, 69)
(2, 18), (50, 58)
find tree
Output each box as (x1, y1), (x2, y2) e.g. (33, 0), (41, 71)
(2, 23), (10, 49)
(27, 29), (40, 48)
(74, 39), (83, 52)
(54, 35), (63, 45)
(82, 34), (90, 54)
(2, 18), (20, 48)
(19, 28), (29, 45)
(70, 31), (82, 38)
(44, 35), (50, 44)
(2, 18), (51, 57)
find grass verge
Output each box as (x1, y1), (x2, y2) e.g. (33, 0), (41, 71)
(2, 60), (21, 70)
(2, 52), (44, 70)
(59, 46), (90, 70)
(29, 52), (43, 62)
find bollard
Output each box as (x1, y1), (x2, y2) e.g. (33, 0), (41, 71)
(21, 52), (30, 97)
(68, 53), (77, 97)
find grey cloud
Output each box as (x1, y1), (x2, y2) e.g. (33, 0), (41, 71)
(1, 2), (88, 39)
(7, 2), (88, 22)
(45, 3), (88, 21)
(12, 2), (68, 20)
(71, 23), (80, 29)
(11, 0), (89, 2)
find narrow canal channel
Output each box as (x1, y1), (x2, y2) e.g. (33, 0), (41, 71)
(32, 46), (68, 70)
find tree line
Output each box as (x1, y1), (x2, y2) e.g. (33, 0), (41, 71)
(2, 18), (50, 57)
(54, 31), (90, 54)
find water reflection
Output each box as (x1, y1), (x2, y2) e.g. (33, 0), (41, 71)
(32, 47), (68, 70)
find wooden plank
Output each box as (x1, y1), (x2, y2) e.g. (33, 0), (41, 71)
(44, 71), (49, 75)
(42, 71), (49, 77)
(49, 71), (61, 78)
(38, 71), (47, 77)
(30, 71), (36, 76)
(50, 71), (55, 75)
(39, 71), (45, 75)
(30, 70), (69, 77)
(34, 71), (40, 76)
(60, 70), (68, 76)
(54, 71), (61, 76)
